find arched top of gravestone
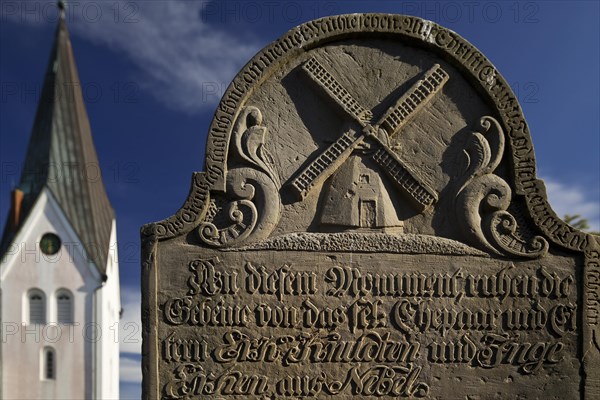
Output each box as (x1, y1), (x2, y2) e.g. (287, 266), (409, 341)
(142, 13), (594, 257)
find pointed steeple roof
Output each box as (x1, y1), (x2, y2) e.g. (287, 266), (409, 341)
(3, 7), (115, 275)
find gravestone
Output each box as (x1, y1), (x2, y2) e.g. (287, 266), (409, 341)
(141, 14), (599, 399)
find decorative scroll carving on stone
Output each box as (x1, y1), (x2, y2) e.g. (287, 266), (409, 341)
(232, 106), (281, 188)
(198, 194), (258, 247)
(455, 116), (548, 258)
(198, 106), (281, 248)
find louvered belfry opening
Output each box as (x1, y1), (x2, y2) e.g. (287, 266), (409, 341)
(56, 290), (73, 324)
(29, 290), (46, 325)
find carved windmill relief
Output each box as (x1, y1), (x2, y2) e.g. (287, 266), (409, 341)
(289, 57), (448, 232)
(142, 16), (600, 400)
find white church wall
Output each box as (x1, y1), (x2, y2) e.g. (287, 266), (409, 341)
(95, 220), (121, 400)
(0, 189), (105, 399)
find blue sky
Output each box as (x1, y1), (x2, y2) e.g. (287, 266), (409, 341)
(1, 1), (598, 398)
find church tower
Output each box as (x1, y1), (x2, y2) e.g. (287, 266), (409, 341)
(0, 3), (120, 398)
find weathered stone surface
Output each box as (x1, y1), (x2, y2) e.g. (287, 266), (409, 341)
(142, 14), (599, 399)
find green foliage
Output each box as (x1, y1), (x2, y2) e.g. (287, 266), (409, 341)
(564, 214), (599, 235)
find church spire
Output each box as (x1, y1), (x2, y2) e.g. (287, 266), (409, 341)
(2, 6), (114, 273)
(58, 0), (66, 18)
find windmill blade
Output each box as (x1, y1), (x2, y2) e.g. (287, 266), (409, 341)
(290, 130), (364, 200)
(371, 143), (438, 211)
(378, 64), (449, 138)
(302, 57), (373, 125)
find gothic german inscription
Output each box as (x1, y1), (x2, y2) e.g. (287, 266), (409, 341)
(142, 13), (599, 399)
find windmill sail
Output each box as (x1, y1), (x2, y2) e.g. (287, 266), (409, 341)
(378, 64), (449, 138)
(302, 57), (373, 124)
(290, 130), (363, 200)
(371, 144), (437, 211)
(290, 60), (448, 206)
(290, 57), (372, 199)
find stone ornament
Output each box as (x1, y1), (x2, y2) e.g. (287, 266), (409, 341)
(142, 14), (599, 399)
(198, 106), (282, 247)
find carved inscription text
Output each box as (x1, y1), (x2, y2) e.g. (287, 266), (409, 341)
(158, 255), (577, 398)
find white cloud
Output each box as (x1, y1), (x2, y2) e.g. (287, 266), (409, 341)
(542, 176), (600, 232)
(119, 285), (142, 354)
(7, 0), (261, 113)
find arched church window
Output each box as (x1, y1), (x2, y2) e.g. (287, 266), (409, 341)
(56, 289), (73, 324)
(43, 347), (56, 380)
(28, 289), (46, 325)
